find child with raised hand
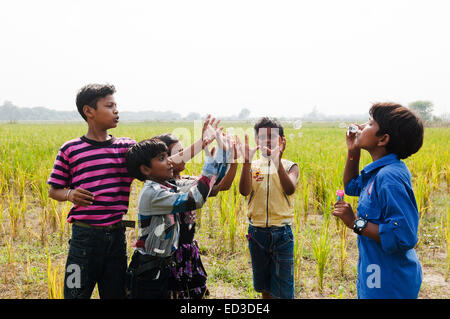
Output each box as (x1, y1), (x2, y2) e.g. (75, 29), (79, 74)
(332, 102), (424, 299)
(155, 131), (239, 299)
(239, 117), (299, 299)
(47, 83), (136, 299)
(124, 127), (232, 299)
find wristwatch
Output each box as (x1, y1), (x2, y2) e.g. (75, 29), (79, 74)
(353, 217), (368, 234)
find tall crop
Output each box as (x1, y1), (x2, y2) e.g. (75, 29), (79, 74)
(0, 122), (448, 298)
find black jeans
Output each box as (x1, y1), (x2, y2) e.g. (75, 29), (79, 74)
(63, 224), (128, 299)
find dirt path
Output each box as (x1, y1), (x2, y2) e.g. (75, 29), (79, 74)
(420, 267), (449, 299)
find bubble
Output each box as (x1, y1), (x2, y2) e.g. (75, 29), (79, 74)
(298, 132), (303, 138)
(289, 133), (294, 140)
(293, 120), (303, 130)
(338, 122), (347, 129)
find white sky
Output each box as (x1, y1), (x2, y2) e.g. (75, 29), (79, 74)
(1, 0), (449, 118)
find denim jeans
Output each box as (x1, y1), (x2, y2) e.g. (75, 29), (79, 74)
(63, 224), (128, 299)
(247, 224), (294, 299)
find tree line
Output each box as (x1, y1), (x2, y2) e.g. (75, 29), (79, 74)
(0, 100), (447, 123)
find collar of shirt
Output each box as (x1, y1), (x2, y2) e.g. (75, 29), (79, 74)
(359, 153), (399, 185)
(361, 153), (399, 175)
(80, 134), (116, 146)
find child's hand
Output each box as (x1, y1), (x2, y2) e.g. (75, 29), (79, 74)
(346, 123), (361, 152)
(332, 201), (356, 229)
(214, 130), (228, 151)
(244, 134), (259, 164)
(234, 135), (244, 162)
(213, 133), (236, 163)
(261, 136), (285, 165)
(201, 137), (229, 181)
(68, 188), (94, 207)
(202, 115), (222, 148)
(202, 114), (212, 135)
(224, 134), (236, 153)
(202, 126), (217, 148)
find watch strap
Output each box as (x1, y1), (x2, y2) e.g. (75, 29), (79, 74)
(353, 218), (367, 234)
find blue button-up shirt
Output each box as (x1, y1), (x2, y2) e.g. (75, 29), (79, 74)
(345, 153), (422, 299)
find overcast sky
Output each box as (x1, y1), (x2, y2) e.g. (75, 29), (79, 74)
(1, 0), (449, 118)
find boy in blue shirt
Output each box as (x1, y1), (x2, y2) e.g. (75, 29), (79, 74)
(332, 102), (424, 299)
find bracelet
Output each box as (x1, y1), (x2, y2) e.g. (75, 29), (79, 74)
(66, 189), (73, 201)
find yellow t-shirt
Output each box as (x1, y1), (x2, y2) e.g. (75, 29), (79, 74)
(247, 157), (297, 227)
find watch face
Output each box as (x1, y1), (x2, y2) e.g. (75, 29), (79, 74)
(356, 220), (365, 227)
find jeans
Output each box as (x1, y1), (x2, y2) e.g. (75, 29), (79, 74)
(247, 224), (294, 299)
(63, 224), (127, 299)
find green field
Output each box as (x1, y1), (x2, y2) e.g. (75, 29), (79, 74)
(0, 122), (449, 298)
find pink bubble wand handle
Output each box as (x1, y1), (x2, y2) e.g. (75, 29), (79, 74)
(336, 190), (345, 201)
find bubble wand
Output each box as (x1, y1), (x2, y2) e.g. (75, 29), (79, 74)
(347, 124), (358, 136)
(336, 189), (345, 201)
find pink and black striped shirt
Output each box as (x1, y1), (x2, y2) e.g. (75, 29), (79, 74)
(47, 135), (136, 226)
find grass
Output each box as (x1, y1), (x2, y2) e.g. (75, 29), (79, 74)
(0, 121), (448, 298)
(309, 219), (333, 293)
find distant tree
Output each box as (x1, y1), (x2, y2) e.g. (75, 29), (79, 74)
(303, 106), (321, 121)
(408, 100), (434, 121)
(441, 112), (450, 122)
(0, 100), (21, 121)
(237, 108), (250, 120)
(0, 102), (185, 121)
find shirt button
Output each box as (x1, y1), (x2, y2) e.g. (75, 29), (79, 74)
(365, 214), (368, 217)
(394, 222), (398, 226)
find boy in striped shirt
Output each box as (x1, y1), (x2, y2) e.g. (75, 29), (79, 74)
(48, 83), (136, 299)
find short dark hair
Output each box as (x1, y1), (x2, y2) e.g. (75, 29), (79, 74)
(154, 133), (179, 155)
(370, 102), (424, 159)
(125, 138), (168, 181)
(76, 83), (116, 121)
(254, 117), (284, 137)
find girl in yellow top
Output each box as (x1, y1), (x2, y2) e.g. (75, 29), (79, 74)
(239, 117), (299, 299)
